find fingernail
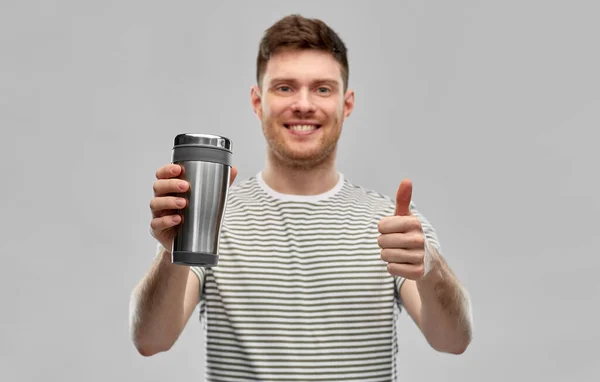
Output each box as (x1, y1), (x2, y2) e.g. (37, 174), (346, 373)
(178, 182), (187, 191)
(176, 199), (185, 208)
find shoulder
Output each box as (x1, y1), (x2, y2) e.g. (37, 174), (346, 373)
(226, 175), (262, 204)
(341, 177), (435, 228)
(340, 177), (394, 207)
(337, 177), (397, 220)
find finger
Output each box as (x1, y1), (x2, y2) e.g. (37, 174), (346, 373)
(377, 232), (425, 249)
(230, 166), (238, 186)
(380, 248), (423, 264)
(150, 214), (182, 232)
(156, 164), (183, 179)
(150, 196), (187, 216)
(378, 215), (422, 234)
(152, 209), (178, 219)
(394, 179), (413, 216)
(153, 178), (190, 196)
(386, 262), (424, 280)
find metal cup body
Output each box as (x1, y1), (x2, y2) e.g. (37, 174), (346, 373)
(170, 134), (232, 267)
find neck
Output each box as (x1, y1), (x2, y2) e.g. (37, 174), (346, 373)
(261, 150), (339, 196)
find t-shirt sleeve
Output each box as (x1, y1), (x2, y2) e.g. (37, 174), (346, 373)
(190, 266), (207, 297)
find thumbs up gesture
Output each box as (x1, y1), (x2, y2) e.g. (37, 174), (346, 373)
(377, 179), (433, 280)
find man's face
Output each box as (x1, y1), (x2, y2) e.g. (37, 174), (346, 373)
(251, 48), (354, 169)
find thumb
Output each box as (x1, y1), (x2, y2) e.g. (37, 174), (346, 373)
(394, 179), (413, 216)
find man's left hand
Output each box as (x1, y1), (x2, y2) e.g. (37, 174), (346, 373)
(377, 179), (434, 281)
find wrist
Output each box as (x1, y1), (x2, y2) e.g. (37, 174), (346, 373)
(156, 243), (173, 262)
(423, 237), (441, 277)
(417, 240), (445, 291)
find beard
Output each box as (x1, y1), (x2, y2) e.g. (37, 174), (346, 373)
(261, 120), (342, 171)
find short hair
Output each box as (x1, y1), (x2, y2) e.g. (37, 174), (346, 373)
(256, 14), (349, 91)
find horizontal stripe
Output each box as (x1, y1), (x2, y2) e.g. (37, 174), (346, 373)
(206, 312), (393, 321)
(207, 362), (392, 375)
(208, 325), (391, 337)
(207, 336), (392, 349)
(206, 343), (393, 355)
(206, 306), (392, 318)
(205, 374), (392, 382)
(210, 267), (388, 280)
(205, 348), (392, 362)
(212, 259), (384, 270)
(205, 280), (391, 289)
(209, 271), (389, 281)
(207, 297), (393, 306)
(209, 332), (392, 343)
(211, 289), (392, 299)
(207, 370), (392, 382)
(207, 318), (392, 328)
(215, 253), (383, 264)
(223, 233), (379, 243)
(226, 208), (386, 219)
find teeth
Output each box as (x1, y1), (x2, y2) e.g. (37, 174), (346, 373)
(288, 125), (317, 132)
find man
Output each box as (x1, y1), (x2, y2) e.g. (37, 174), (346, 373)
(129, 14), (473, 382)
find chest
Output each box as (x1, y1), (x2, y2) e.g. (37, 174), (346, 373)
(206, 216), (394, 311)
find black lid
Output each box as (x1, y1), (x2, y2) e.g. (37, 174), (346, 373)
(173, 133), (232, 152)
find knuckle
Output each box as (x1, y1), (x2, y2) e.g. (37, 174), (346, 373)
(173, 179), (184, 191)
(378, 217), (390, 232)
(162, 216), (174, 227)
(415, 252), (424, 264)
(156, 165), (169, 179)
(415, 265), (424, 278)
(411, 216), (422, 228)
(377, 235), (385, 248)
(417, 235), (425, 248)
(386, 262), (396, 275)
(410, 234), (423, 248)
(380, 249), (389, 262)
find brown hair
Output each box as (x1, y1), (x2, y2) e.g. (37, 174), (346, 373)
(256, 14), (349, 91)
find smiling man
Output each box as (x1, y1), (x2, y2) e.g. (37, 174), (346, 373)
(130, 14), (473, 382)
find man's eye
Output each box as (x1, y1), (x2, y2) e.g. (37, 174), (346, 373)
(277, 86), (292, 92)
(317, 87), (331, 93)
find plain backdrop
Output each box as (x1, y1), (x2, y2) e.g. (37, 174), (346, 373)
(1, 0), (598, 381)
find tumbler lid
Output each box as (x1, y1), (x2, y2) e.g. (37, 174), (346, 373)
(173, 133), (232, 152)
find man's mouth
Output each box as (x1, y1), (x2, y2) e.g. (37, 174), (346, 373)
(284, 124), (322, 132)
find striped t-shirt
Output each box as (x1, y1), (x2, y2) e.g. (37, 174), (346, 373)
(189, 171), (442, 382)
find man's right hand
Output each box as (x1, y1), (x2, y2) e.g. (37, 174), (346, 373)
(149, 163), (238, 252)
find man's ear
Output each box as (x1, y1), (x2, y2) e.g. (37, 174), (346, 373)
(343, 88), (355, 119)
(250, 85), (263, 120)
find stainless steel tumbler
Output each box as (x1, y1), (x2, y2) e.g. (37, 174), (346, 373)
(170, 133), (233, 266)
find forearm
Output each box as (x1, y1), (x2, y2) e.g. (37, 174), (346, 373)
(416, 247), (473, 354)
(129, 247), (190, 355)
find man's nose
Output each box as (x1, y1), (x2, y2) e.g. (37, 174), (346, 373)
(291, 89), (316, 114)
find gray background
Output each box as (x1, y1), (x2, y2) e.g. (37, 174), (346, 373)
(1, 0), (598, 381)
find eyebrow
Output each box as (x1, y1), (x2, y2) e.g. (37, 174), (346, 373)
(268, 77), (340, 87)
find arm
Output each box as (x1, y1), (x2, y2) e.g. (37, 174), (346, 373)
(399, 243), (473, 354)
(128, 246), (201, 356)
(378, 179), (473, 354)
